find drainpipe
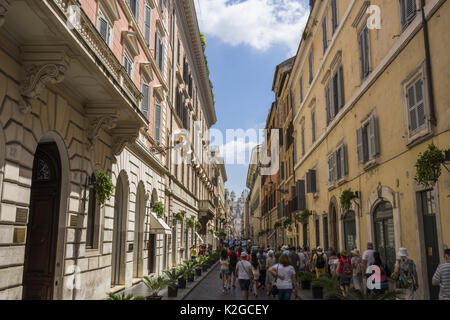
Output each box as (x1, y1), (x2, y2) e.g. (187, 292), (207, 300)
(420, 0), (436, 125)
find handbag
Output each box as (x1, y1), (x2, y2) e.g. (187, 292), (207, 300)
(270, 264), (280, 296)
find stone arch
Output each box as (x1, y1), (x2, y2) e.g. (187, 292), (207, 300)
(328, 196), (340, 252)
(111, 170), (129, 286)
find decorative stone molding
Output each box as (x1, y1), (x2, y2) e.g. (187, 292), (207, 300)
(111, 128), (140, 156)
(0, 0), (13, 28)
(19, 63), (67, 113)
(86, 113), (119, 150)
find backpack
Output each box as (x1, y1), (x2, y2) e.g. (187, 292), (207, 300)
(229, 252), (238, 265)
(342, 258), (352, 276)
(316, 253), (325, 269)
(258, 254), (267, 269)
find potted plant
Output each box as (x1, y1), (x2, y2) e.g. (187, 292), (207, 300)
(174, 211), (184, 222)
(195, 221), (203, 232)
(297, 271), (315, 290)
(312, 275), (343, 300)
(143, 275), (167, 300)
(194, 258), (202, 276)
(152, 201), (164, 219)
(187, 217), (195, 229)
(345, 288), (403, 300)
(163, 268), (179, 298)
(176, 266), (187, 289)
(311, 276), (325, 299)
(414, 143), (446, 187)
(183, 261), (195, 282)
(198, 256), (209, 272)
(106, 293), (144, 300)
(93, 170), (114, 207)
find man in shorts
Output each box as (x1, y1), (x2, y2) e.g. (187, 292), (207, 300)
(235, 252), (254, 300)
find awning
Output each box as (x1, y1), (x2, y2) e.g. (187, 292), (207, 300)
(195, 232), (204, 243)
(150, 212), (172, 235)
(267, 230), (276, 240)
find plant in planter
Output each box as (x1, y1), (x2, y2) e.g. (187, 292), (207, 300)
(163, 268), (179, 298)
(297, 271), (315, 290)
(340, 189), (357, 215)
(106, 293), (144, 300)
(174, 211), (185, 222)
(193, 257), (203, 276)
(183, 260), (196, 282)
(94, 170), (114, 207)
(312, 275), (343, 300)
(195, 221), (203, 232)
(297, 210), (312, 224)
(152, 201), (164, 219)
(345, 288), (402, 300)
(187, 218), (195, 229)
(176, 265), (187, 289)
(414, 144), (446, 187)
(143, 275), (167, 300)
(283, 218), (292, 229)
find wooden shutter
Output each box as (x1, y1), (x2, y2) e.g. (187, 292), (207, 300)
(307, 170), (316, 194)
(309, 52), (313, 84)
(338, 65), (345, 108)
(160, 40), (164, 74)
(358, 29), (365, 80)
(155, 32), (160, 68)
(363, 28), (370, 77)
(341, 145), (348, 175)
(290, 89), (295, 115)
(311, 110), (316, 142)
(297, 180), (306, 211)
(144, 5), (151, 45)
(369, 115), (379, 159)
(99, 16), (109, 43)
(407, 83), (418, 132)
(332, 152), (338, 181)
(299, 76), (303, 103)
(332, 74), (338, 117)
(331, 0), (338, 33)
(415, 78), (425, 128)
(325, 84), (331, 125)
(328, 155), (334, 182)
(141, 83), (149, 119)
(154, 103), (161, 144)
(357, 127), (364, 164)
(322, 17), (328, 53)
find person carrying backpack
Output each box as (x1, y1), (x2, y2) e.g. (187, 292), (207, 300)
(351, 249), (363, 291)
(337, 250), (352, 297)
(229, 247), (238, 289)
(313, 247), (327, 278)
(392, 248), (418, 300)
(257, 249), (267, 290)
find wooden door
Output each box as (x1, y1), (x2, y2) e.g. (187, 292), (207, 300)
(23, 142), (61, 300)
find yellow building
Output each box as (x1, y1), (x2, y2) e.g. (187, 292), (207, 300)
(282, 0), (450, 300)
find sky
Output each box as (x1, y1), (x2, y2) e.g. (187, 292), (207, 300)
(194, 0), (310, 195)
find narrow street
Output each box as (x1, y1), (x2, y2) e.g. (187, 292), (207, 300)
(184, 264), (315, 301)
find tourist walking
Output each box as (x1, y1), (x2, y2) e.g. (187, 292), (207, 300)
(328, 249), (339, 276)
(362, 242), (376, 294)
(369, 251), (389, 296)
(432, 249), (450, 300)
(250, 251), (260, 297)
(265, 250), (277, 296)
(289, 247), (300, 272)
(219, 249), (231, 293)
(351, 249), (363, 291)
(298, 248), (306, 271)
(313, 247), (328, 278)
(228, 246), (238, 289)
(336, 250), (352, 297)
(190, 246), (197, 260)
(392, 248), (418, 300)
(257, 248), (267, 290)
(235, 252), (254, 300)
(268, 254), (298, 300)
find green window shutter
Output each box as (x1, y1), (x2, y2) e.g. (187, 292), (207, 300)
(154, 103), (161, 144)
(144, 5), (151, 45)
(141, 83), (149, 119)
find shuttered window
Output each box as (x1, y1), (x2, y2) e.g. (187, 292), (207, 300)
(400, 0), (417, 30)
(322, 17), (328, 53)
(127, 0), (139, 21)
(98, 13), (111, 45)
(296, 180), (306, 211)
(144, 4), (151, 45)
(331, 0), (338, 34)
(326, 65), (344, 125)
(124, 52), (133, 77)
(309, 51), (314, 84)
(406, 76), (425, 134)
(359, 26), (370, 80)
(141, 83), (150, 119)
(328, 145), (347, 182)
(154, 103), (161, 144)
(311, 110), (316, 143)
(315, 218), (320, 247)
(306, 170), (317, 194)
(299, 76), (304, 103)
(301, 126), (305, 156)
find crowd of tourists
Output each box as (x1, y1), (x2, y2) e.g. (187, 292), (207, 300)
(216, 241), (450, 300)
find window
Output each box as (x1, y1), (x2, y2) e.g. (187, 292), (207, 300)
(306, 169), (317, 194)
(86, 181), (100, 249)
(177, 39), (181, 65)
(127, 0), (139, 21)
(299, 76), (304, 103)
(406, 75), (426, 134)
(325, 65), (344, 125)
(357, 114), (380, 164)
(98, 11), (111, 46)
(328, 144), (347, 183)
(399, 0), (417, 30)
(281, 161), (285, 180)
(309, 51), (314, 84)
(144, 4), (151, 45)
(154, 102), (161, 144)
(141, 82), (150, 119)
(124, 52), (133, 77)
(301, 126), (305, 156)
(311, 110), (316, 143)
(331, 0), (338, 34)
(358, 26), (370, 80)
(315, 218), (320, 247)
(155, 31), (164, 73)
(322, 17), (328, 53)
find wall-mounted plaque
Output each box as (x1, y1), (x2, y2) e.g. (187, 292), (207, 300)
(70, 215), (78, 227)
(13, 227), (26, 243)
(128, 243), (134, 252)
(16, 208), (28, 224)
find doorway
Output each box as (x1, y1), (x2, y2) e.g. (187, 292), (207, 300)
(133, 183), (145, 278)
(343, 210), (356, 253)
(329, 203), (339, 251)
(148, 234), (156, 274)
(23, 142), (61, 300)
(419, 190), (440, 300)
(373, 201), (396, 274)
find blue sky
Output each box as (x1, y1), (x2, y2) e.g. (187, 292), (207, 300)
(195, 0), (310, 195)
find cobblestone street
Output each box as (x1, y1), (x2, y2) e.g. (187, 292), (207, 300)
(184, 264), (316, 301)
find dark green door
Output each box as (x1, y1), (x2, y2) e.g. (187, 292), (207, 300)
(420, 190), (440, 300)
(344, 210), (356, 253)
(374, 201), (396, 274)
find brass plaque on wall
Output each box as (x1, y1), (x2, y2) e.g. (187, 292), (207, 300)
(16, 208), (28, 224)
(13, 228), (26, 243)
(70, 215), (78, 227)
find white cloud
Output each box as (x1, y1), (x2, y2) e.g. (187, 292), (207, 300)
(195, 0), (309, 55)
(217, 138), (258, 165)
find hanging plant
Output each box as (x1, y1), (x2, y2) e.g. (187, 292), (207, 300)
(195, 221), (203, 231)
(283, 218), (292, 228)
(298, 210), (312, 224)
(152, 201), (164, 219)
(414, 144), (446, 187)
(274, 222), (282, 229)
(340, 189), (357, 214)
(174, 211), (184, 222)
(187, 218), (195, 228)
(94, 170), (114, 207)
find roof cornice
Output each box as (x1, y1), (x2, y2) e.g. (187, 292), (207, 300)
(177, 0), (217, 127)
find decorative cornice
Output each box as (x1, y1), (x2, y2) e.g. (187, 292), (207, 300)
(352, 1), (371, 28)
(0, 0), (12, 27)
(121, 31), (140, 58)
(86, 113), (119, 150)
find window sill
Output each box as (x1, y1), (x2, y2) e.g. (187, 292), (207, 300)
(363, 159), (378, 171)
(337, 178), (348, 186)
(313, 192), (319, 199)
(406, 128), (433, 149)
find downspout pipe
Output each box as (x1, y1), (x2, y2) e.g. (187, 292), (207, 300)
(420, 0), (436, 125)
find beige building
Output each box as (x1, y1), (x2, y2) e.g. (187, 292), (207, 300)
(280, 0), (450, 300)
(246, 145), (262, 245)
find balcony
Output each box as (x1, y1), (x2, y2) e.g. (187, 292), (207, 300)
(199, 200), (215, 220)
